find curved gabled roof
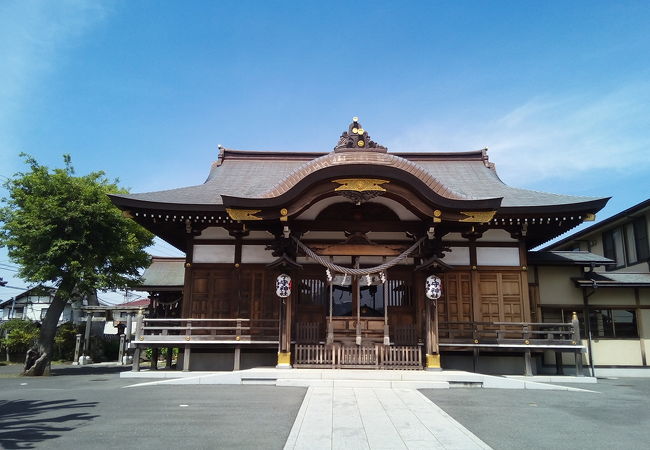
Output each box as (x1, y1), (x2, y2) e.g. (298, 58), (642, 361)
(110, 147), (606, 214)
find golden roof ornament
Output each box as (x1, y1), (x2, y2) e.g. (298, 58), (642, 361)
(334, 117), (387, 152)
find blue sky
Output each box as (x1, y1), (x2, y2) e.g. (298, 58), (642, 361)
(1, 0), (649, 302)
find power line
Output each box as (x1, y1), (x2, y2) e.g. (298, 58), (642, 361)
(1, 285), (28, 290)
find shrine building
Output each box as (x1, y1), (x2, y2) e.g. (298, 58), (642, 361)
(110, 118), (609, 373)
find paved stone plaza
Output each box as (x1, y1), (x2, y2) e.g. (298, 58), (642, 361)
(1, 363), (649, 449)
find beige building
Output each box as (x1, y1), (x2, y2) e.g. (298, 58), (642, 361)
(531, 199), (650, 376)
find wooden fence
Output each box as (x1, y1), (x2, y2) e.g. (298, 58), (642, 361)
(294, 343), (422, 369)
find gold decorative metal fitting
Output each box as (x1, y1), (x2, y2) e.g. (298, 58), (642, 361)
(357, 128), (364, 135)
(235, 336), (241, 341)
(352, 127), (358, 134)
(471, 265), (477, 270)
(352, 116), (359, 122)
(522, 266), (527, 271)
(433, 209), (442, 218)
(524, 339), (530, 345)
(185, 336), (191, 341)
(139, 336), (144, 341)
(122, 210), (134, 219)
(185, 263), (191, 268)
(474, 339), (479, 344)
(584, 213), (596, 221)
(333, 178), (389, 192)
(226, 208), (262, 221)
(280, 208), (289, 221)
(357, 140), (365, 147)
(234, 263), (240, 268)
(459, 210), (497, 223)
(572, 341), (577, 345)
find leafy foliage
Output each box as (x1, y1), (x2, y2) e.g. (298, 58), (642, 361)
(0, 319), (39, 353)
(0, 154), (155, 374)
(53, 322), (82, 361)
(0, 154), (154, 294)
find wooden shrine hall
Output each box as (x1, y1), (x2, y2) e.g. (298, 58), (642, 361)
(110, 118), (608, 373)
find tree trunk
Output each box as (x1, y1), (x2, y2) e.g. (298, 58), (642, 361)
(23, 281), (73, 376)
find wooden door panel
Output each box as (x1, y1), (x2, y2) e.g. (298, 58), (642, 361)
(439, 272), (472, 324)
(477, 272), (524, 323)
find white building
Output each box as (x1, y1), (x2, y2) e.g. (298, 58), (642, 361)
(0, 286), (84, 324)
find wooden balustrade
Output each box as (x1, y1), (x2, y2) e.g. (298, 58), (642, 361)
(438, 320), (581, 348)
(132, 318), (280, 345)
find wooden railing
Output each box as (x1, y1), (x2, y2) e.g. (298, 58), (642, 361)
(294, 343), (422, 369)
(438, 320), (581, 348)
(132, 318), (280, 345)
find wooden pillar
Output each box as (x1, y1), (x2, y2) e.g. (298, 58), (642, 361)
(519, 241), (532, 322)
(524, 349), (533, 376)
(555, 351), (564, 375)
(165, 347), (173, 369)
(327, 282), (334, 344)
(234, 345), (241, 371)
(572, 311), (584, 376)
(383, 267), (390, 345)
(636, 288), (647, 366)
(277, 278), (292, 368)
(183, 345), (191, 372)
(284, 292), (293, 353)
(181, 231), (194, 319)
(151, 348), (159, 370)
(355, 276), (362, 345)
(425, 297), (441, 370)
(469, 244), (481, 323)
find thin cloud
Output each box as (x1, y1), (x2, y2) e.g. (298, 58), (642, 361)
(390, 85), (650, 186)
(0, 0), (110, 173)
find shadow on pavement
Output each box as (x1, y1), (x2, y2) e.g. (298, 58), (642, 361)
(0, 399), (98, 449)
(50, 365), (131, 376)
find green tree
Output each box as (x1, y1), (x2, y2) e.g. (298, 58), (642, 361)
(0, 154), (153, 375)
(0, 319), (39, 357)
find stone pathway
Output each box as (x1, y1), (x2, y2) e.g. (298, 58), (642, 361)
(284, 387), (492, 450)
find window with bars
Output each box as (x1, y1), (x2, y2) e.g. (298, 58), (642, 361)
(298, 279), (328, 306)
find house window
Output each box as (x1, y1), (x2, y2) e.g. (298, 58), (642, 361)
(541, 307), (587, 337)
(589, 309), (638, 338)
(12, 308), (24, 319)
(40, 308), (48, 320)
(603, 217), (649, 269)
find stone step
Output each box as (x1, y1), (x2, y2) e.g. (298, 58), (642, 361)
(241, 378), (277, 385)
(275, 378), (451, 389)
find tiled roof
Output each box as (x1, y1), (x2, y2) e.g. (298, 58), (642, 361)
(528, 251), (614, 266)
(112, 148), (605, 210)
(574, 272), (650, 287)
(140, 257), (185, 288)
(114, 298), (151, 308)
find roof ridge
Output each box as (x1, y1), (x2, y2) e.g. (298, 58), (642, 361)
(261, 151), (472, 200)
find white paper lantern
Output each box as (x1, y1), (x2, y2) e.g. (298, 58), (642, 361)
(425, 275), (442, 300)
(276, 274), (292, 298)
